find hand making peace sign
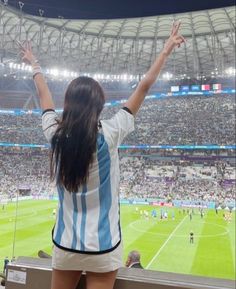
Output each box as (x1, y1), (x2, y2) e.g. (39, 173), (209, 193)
(163, 21), (186, 56)
(17, 41), (38, 65)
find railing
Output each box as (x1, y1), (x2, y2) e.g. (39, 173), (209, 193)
(5, 257), (235, 289)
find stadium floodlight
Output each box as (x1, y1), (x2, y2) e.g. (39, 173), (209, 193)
(50, 68), (59, 77)
(163, 72), (173, 80)
(62, 70), (68, 77)
(225, 67), (236, 76)
(122, 74), (128, 81)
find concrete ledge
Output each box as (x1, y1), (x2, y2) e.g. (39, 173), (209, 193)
(5, 257), (235, 289)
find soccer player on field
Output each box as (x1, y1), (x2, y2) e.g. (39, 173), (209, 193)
(190, 231), (194, 244)
(151, 209), (157, 218)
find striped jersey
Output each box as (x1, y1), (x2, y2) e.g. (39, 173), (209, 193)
(42, 108), (134, 254)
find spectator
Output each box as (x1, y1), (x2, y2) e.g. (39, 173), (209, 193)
(125, 251), (144, 269)
(38, 250), (52, 259)
(17, 21), (185, 289)
(3, 257), (9, 273)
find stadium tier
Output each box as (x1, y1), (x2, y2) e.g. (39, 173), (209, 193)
(0, 94), (235, 146)
(0, 147), (235, 206)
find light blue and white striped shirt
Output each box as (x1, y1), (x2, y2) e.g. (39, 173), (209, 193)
(42, 108), (134, 254)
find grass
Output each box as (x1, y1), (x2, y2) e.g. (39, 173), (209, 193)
(0, 200), (235, 280)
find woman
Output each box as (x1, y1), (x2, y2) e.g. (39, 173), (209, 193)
(20, 22), (185, 289)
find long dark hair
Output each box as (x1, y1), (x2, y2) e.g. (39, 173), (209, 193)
(50, 76), (105, 192)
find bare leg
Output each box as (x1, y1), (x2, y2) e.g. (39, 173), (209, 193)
(51, 269), (82, 289)
(86, 270), (118, 289)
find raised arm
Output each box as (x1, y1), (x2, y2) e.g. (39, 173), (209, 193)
(19, 42), (55, 111)
(125, 22), (185, 115)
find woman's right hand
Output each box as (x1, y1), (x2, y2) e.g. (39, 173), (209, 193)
(163, 21), (186, 57)
(124, 21), (186, 115)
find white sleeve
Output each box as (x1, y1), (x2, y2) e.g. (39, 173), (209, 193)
(100, 108), (134, 147)
(42, 110), (59, 142)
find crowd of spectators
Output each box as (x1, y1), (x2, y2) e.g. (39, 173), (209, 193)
(0, 94), (235, 145)
(119, 156), (235, 204)
(0, 147), (235, 205)
(0, 94), (235, 205)
(127, 94), (235, 145)
(0, 147), (55, 202)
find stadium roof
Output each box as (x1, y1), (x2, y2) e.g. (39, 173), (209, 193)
(0, 3), (235, 77)
(7, 0), (236, 19)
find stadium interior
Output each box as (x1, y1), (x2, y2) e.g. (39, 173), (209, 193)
(0, 0), (235, 288)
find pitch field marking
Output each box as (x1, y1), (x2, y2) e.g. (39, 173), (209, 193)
(0, 210), (38, 224)
(129, 220), (229, 238)
(146, 215), (188, 269)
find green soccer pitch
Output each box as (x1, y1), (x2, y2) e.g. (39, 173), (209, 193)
(0, 200), (235, 280)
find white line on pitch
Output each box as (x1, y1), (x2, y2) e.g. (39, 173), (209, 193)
(146, 215), (188, 269)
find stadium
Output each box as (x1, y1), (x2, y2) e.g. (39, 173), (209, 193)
(0, 0), (235, 288)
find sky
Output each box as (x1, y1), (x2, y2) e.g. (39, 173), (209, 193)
(8, 0), (235, 19)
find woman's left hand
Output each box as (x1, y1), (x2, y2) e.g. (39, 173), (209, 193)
(18, 41), (37, 65)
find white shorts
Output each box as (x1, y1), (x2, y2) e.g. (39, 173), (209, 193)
(52, 242), (123, 273)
